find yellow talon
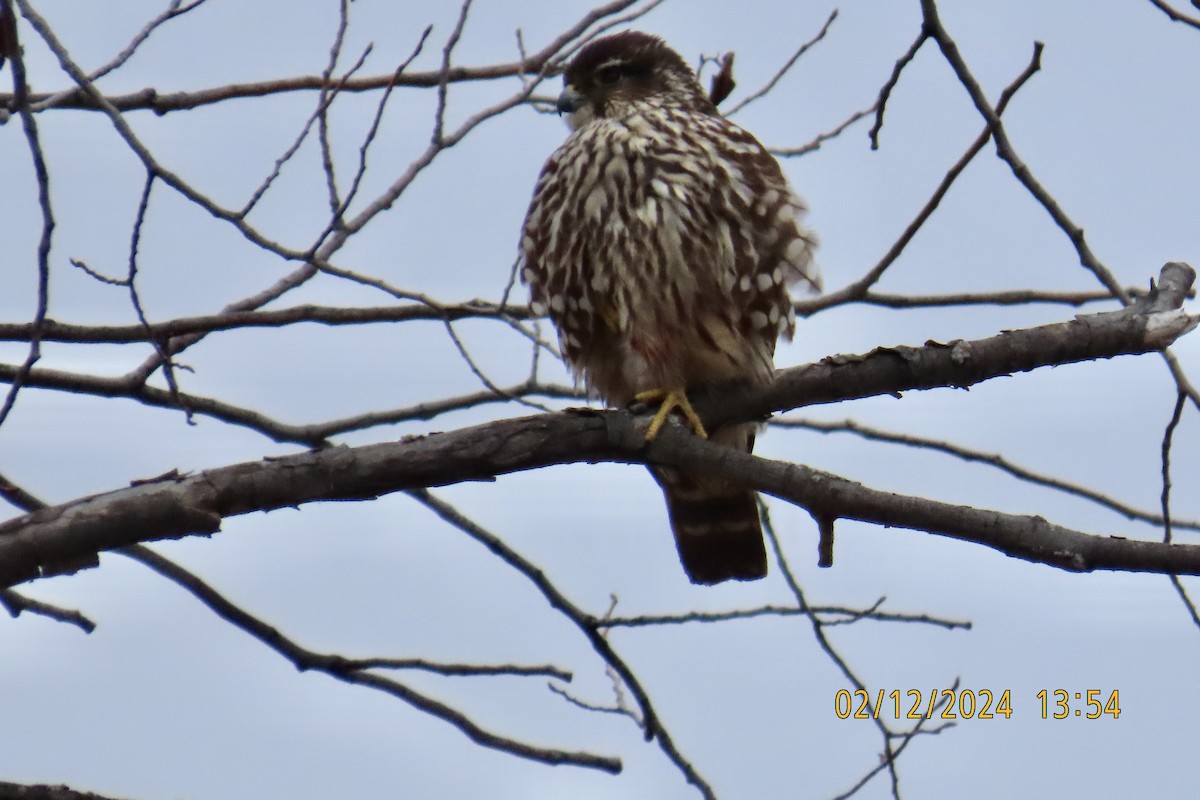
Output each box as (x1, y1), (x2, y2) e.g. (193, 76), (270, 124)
(634, 388), (708, 441)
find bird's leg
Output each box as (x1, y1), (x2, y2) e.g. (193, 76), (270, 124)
(634, 388), (708, 441)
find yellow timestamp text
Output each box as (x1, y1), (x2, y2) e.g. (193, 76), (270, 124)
(1037, 689), (1121, 719)
(834, 689), (1014, 721)
(833, 688), (1122, 721)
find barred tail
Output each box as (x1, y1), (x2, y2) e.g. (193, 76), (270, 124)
(659, 479), (766, 584)
(650, 424), (766, 584)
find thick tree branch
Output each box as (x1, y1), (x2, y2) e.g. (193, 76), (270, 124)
(0, 278), (1194, 589)
(1, 264), (1191, 447)
(650, 426), (1200, 575)
(0, 783), (130, 800)
(706, 263), (1196, 432)
(776, 415), (1200, 533)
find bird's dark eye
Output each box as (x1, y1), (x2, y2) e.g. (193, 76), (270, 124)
(595, 65), (622, 86)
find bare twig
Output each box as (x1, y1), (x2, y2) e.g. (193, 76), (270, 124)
(1161, 348), (1200, 413)
(770, 102), (876, 158)
(1147, 0), (1200, 30)
(548, 680), (638, 719)
(123, 173), (195, 423)
(869, 28), (929, 150)
(11, 0), (662, 403)
(601, 603), (970, 631)
(239, 26), (385, 222)
(441, 319), (556, 413)
(349, 657), (571, 680)
(551, 0), (670, 64)
(407, 492), (661, 738)
(0, 469), (46, 513)
(15, 1), (302, 258)
(432, 0), (475, 147)
(0, 588), (95, 632)
(321, 26), (434, 244)
(828, 678), (959, 800)
(920, 0), (1200, 423)
(0, 301), (534, 343)
(806, 285), (1150, 312)
(803, 41), (1043, 315)
(723, 9), (838, 116)
(29, 0), (213, 111)
(316, 2), (361, 216)
(117, 543), (617, 773)
(921, 1), (1125, 302)
(760, 501), (957, 798)
(0, 7), (53, 430)
(1159, 391), (1200, 629)
(0, 1), (652, 114)
(0, 471), (95, 632)
(408, 489), (716, 798)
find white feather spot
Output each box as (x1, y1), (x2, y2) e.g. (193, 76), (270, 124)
(639, 197), (659, 225)
(522, 268), (537, 285)
(768, 304), (780, 324)
(772, 266), (784, 285)
(786, 237), (810, 265)
(549, 295), (566, 313)
(605, 158), (628, 180)
(591, 274), (610, 293)
(584, 186), (607, 219)
(750, 311), (770, 330)
(530, 300), (547, 316)
(738, 275), (752, 292)
(756, 272), (774, 292)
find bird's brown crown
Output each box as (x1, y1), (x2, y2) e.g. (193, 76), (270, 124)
(561, 31), (716, 118)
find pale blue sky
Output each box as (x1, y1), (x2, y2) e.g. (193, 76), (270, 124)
(1, 1), (1199, 798)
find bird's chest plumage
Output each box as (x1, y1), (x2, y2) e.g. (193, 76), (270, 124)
(557, 117), (718, 314)
(521, 109), (800, 402)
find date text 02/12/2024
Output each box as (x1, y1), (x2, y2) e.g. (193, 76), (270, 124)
(833, 689), (1122, 721)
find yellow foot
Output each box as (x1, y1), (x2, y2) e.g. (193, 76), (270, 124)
(633, 388), (708, 441)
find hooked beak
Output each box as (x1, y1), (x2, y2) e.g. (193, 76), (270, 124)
(556, 85), (586, 115)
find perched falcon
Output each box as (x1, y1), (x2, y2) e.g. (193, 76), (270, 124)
(519, 31), (819, 584)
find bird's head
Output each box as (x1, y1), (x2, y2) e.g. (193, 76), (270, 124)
(556, 31), (715, 130)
